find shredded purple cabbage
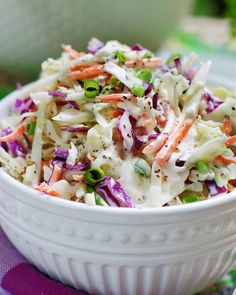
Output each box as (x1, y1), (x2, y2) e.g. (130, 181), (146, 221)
(1, 128), (25, 157)
(205, 180), (227, 196)
(173, 57), (182, 72)
(133, 134), (145, 150)
(95, 176), (135, 208)
(161, 65), (171, 73)
(51, 147), (68, 169)
(53, 147), (89, 172)
(47, 164), (56, 184)
(131, 44), (143, 51)
(0, 141), (8, 152)
(152, 93), (158, 110)
(48, 91), (67, 99)
(61, 127), (89, 133)
(51, 159), (65, 169)
(55, 147), (68, 160)
(14, 97), (36, 114)
(65, 163), (89, 171)
(48, 91), (79, 110)
(116, 111), (134, 153)
(87, 40), (104, 54)
(0, 129), (11, 152)
(204, 92), (223, 113)
(143, 82), (152, 95)
(67, 101), (80, 110)
(9, 141), (25, 158)
(148, 133), (159, 140)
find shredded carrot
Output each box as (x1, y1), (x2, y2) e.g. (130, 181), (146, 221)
(140, 113), (149, 120)
(215, 154), (236, 165)
(125, 57), (163, 69)
(34, 182), (62, 198)
(0, 124), (25, 142)
(58, 83), (69, 88)
(155, 119), (195, 166)
(68, 65), (105, 80)
(97, 93), (134, 102)
(49, 165), (62, 185)
(41, 160), (51, 177)
(113, 127), (123, 143)
(223, 118), (232, 135)
(105, 73), (112, 85)
(41, 160), (51, 168)
(157, 119), (166, 128)
(69, 62), (98, 72)
(61, 44), (85, 59)
(142, 107), (175, 156)
(112, 109), (125, 118)
(225, 135), (236, 147)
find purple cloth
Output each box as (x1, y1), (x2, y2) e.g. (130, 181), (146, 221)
(0, 227), (86, 295)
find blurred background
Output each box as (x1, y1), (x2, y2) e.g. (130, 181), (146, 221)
(0, 0), (236, 97)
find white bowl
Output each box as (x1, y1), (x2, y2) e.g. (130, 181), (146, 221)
(0, 0), (193, 78)
(0, 83), (236, 295)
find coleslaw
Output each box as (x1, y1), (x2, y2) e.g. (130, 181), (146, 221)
(0, 38), (236, 208)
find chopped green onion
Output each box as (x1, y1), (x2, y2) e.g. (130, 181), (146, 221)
(95, 193), (107, 206)
(166, 53), (182, 65)
(84, 80), (99, 99)
(116, 50), (126, 63)
(86, 185), (95, 193)
(143, 53), (152, 59)
(131, 84), (145, 97)
(182, 195), (200, 204)
(26, 121), (36, 136)
(196, 161), (209, 173)
(86, 185), (107, 205)
(83, 167), (105, 185)
(101, 85), (112, 94)
(132, 68), (140, 73)
(109, 75), (119, 87)
(134, 158), (151, 178)
(136, 69), (153, 82)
